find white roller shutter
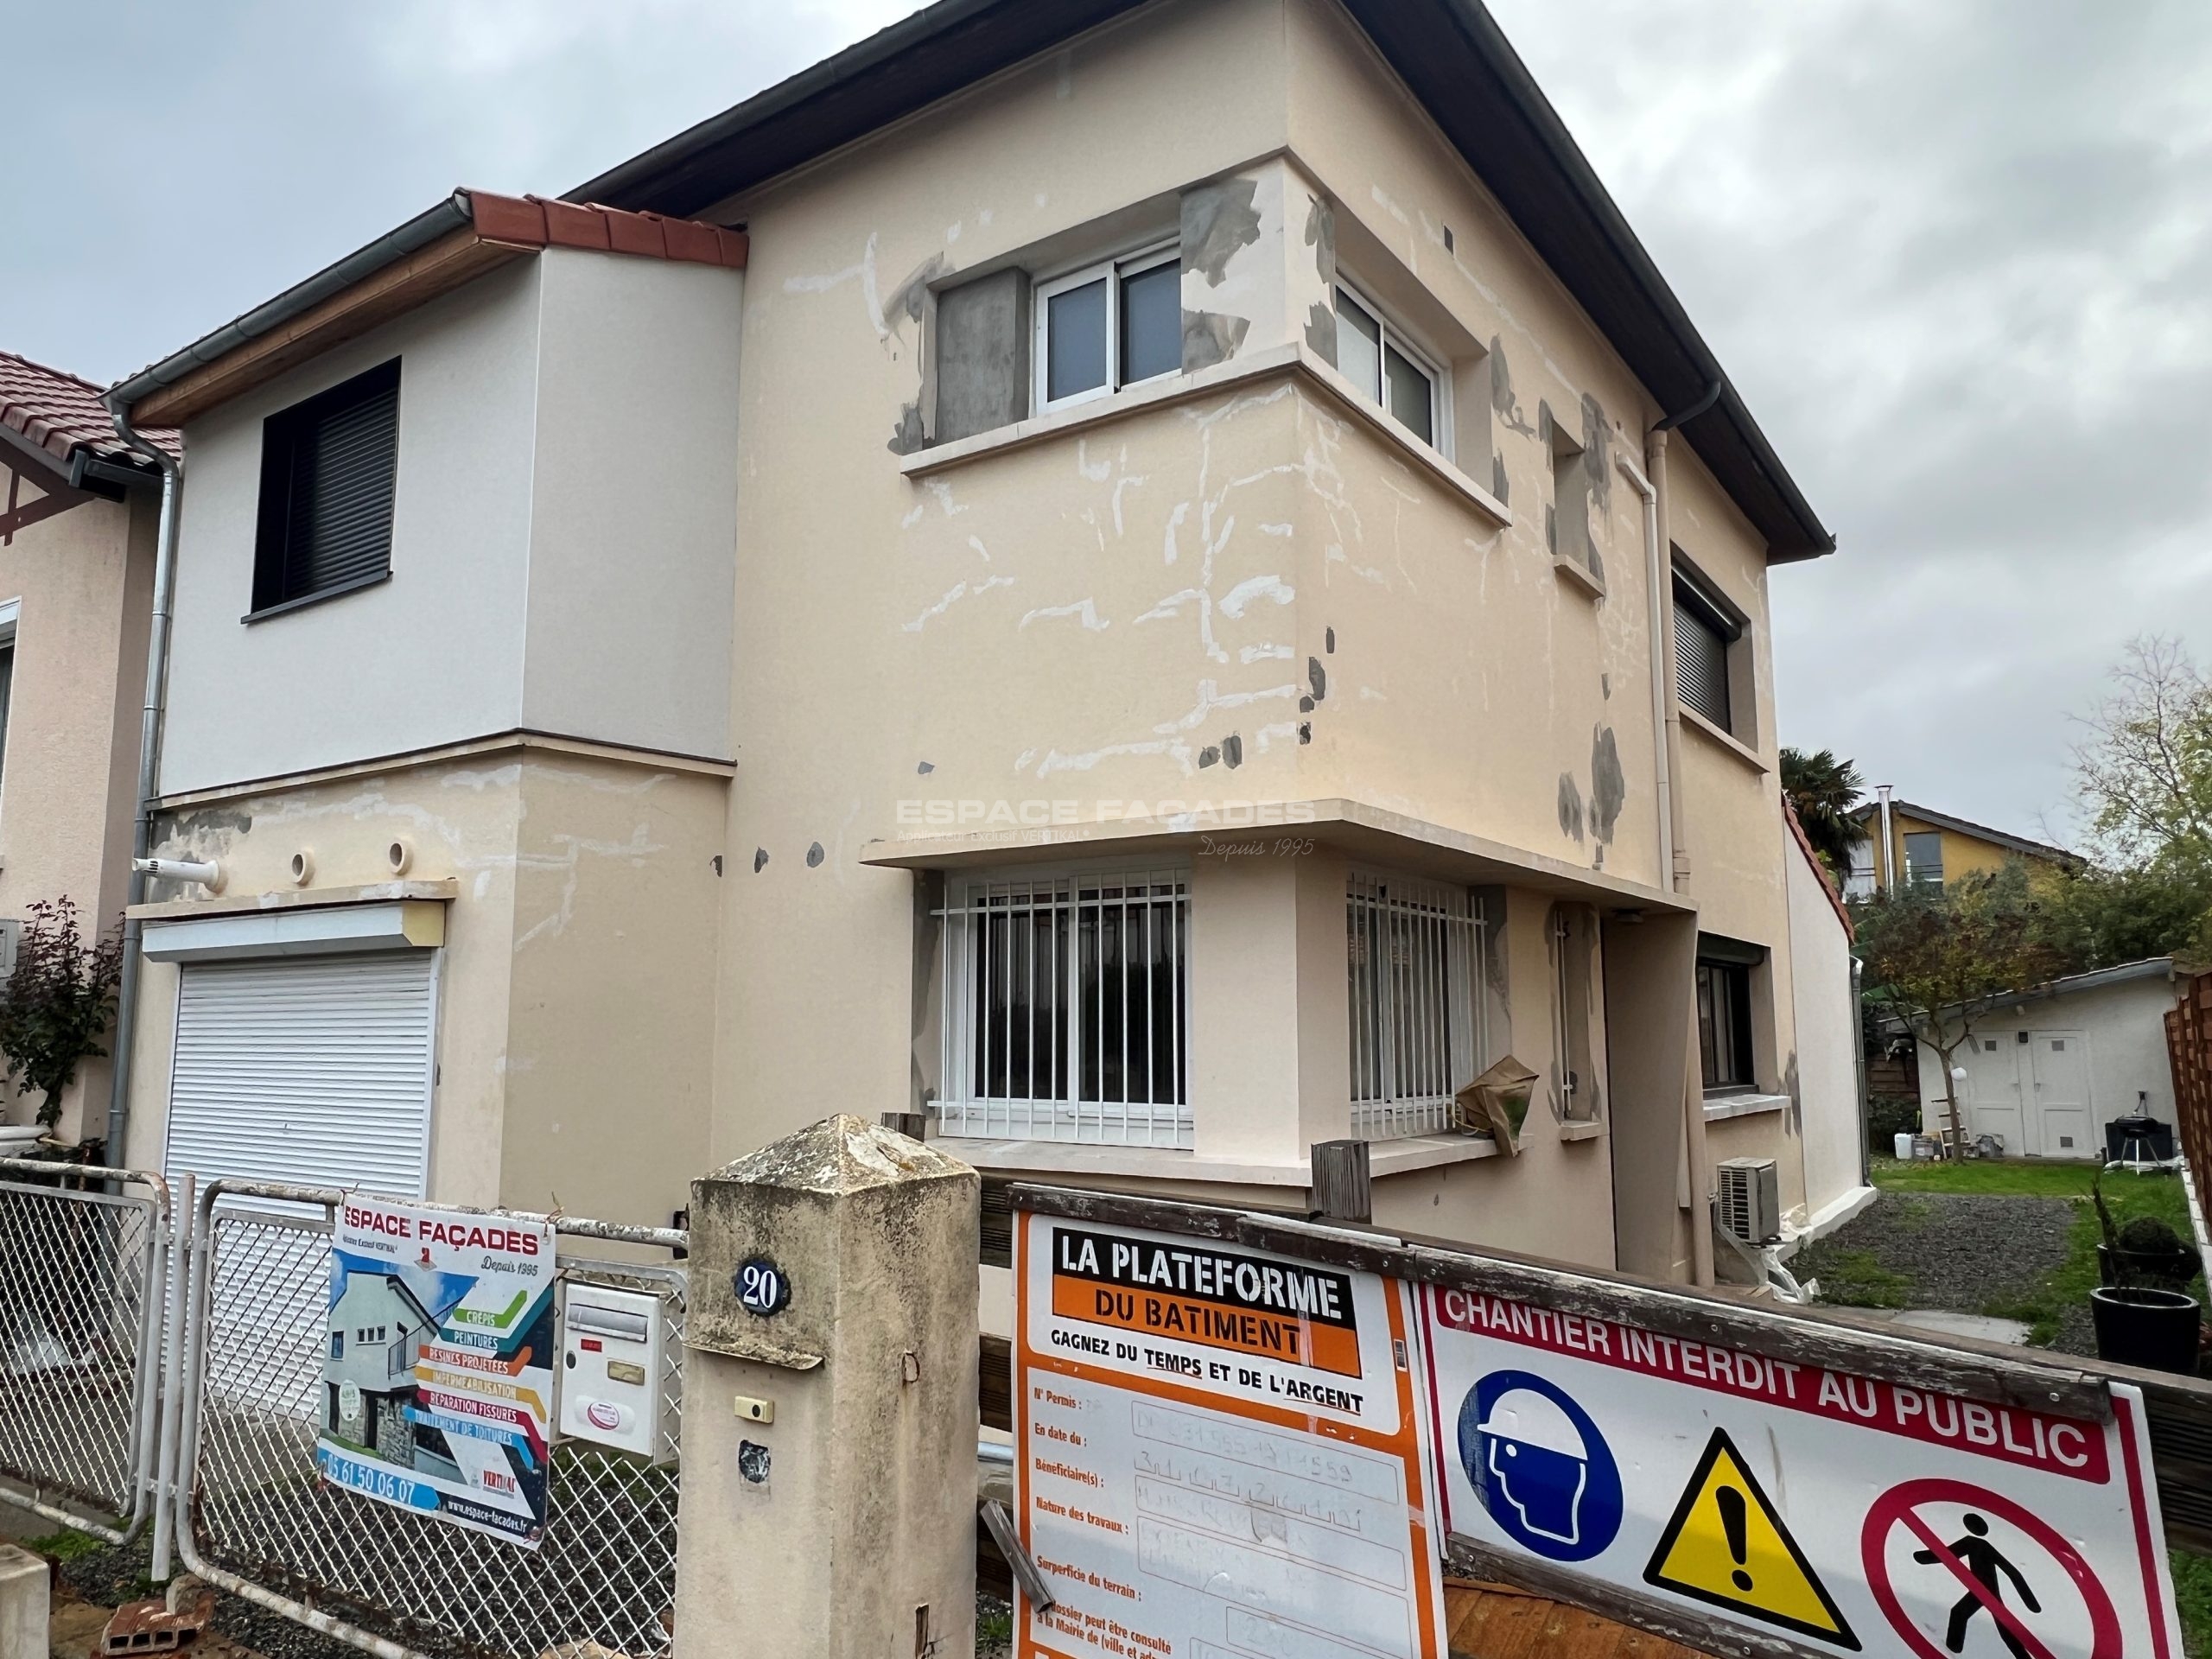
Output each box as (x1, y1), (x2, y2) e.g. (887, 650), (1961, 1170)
(164, 953), (438, 1198)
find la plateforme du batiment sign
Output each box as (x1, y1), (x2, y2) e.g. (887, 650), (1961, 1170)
(317, 1197), (556, 1547)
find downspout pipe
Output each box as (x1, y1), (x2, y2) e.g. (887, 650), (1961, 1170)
(1616, 453), (1672, 887)
(1649, 379), (1722, 1288)
(1877, 784), (1897, 893)
(99, 397), (182, 1164)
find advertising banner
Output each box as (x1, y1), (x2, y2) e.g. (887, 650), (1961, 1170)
(317, 1197), (557, 1547)
(1014, 1211), (1448, 1659)
(1420, 1282), (2185, 1658)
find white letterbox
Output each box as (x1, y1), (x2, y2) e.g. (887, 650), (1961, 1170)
(557, 1282), (673, 1463)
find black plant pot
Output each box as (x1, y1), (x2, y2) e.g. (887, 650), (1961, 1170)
(2097, 1243), (2202, 1296)
(2089, 1286), (2203, 1375)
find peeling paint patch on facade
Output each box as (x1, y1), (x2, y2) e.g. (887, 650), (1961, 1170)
(1198, 745), (1221, 769)
(887, 400), (927, 455)
(753, 849), (768, 873)
(1181, 178), (1262, 287)
(1491, 338), (1535, 437)
(1557, 772), (1586, 843)
(1306, 657), (1327, 702)
(1222, 734), (1243, 769)
(1182, 309), (1249, 370)
(1589, 725), (1625, 845)
(806, 842), (825, 868)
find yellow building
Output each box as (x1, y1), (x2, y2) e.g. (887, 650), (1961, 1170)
(1843, 795), (2077, 896)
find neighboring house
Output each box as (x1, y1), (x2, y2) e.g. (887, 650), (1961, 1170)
(1841, 794), (2077, 898)
(326, 1270), (434, 1463)
(1904, 958), (2183, 1161)
(105, 0), (1845, 1294)
(0, 354), (173, 1146)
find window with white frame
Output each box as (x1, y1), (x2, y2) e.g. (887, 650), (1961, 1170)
(1333, 283), (1445, 450)
(1346, 872), (1484, 1141)
(1033, 244), (1181, 411)
(936, 865), (1191, 1147)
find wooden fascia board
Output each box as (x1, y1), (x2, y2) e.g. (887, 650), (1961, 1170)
(132, 229), (532, 428)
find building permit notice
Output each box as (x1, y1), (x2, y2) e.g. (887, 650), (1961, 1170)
(317, 1196), (557, 1547)
(1014, 1212), (1448, 1659)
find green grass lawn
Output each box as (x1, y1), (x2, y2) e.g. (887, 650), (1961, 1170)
(1861, 1157), (2210, 1655)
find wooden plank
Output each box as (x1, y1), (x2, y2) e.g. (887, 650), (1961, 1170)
(1007, 1183), (2116, 1422)
(1312, 1137), (1373, 1223)
(133, 230), (523, 426)
(1445, 1541), (1819, 1659)
(979, 1334), (1012, 1433)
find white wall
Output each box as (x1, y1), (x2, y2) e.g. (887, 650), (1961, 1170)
(1916, 969), (2178, 1159)
(1785, 836), (1863, 1218)
(162, 263), (543, 794)
(521, 251), (743, 760)
(162, 250), (747, 797)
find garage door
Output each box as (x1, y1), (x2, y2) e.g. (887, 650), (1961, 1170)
(163, 953), (438, 1198)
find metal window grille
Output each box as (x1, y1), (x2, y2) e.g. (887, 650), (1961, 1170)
(1347, 873), (1484, 1140)
(936, 867), (1191, 1147)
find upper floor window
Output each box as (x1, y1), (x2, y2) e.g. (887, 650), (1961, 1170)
(1033, 246), (1180, 411)
(1333, 283), (1442, 450)
(1671, 566), (1742, 734)
(1347, 871), (1484, 1141)
(251, 359), (401, 618)
(936, 864), (1190, 1147)
(1904, 831), (1945, 887)
(0, 600), (16, 806)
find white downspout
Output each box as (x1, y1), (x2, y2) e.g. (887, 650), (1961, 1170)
(1617, 453), (1672, 887)
(1877, 784), (1897, 893)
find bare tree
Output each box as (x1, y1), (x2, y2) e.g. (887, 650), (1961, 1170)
(2071, 635), (2212, 867)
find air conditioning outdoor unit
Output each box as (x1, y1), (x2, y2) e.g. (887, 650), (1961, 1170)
(1716, 1157), (1783, 1245)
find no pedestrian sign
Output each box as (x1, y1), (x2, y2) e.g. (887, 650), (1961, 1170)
(1421, 1285), (2185, 1657)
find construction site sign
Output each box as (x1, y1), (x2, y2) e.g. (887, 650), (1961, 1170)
(317, 1197), (557, 1547)
(1013, 1212), (1448, 1659)
(1420, 1283), (2186, 1657)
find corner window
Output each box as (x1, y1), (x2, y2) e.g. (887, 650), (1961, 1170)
(1347, 872), (1485, 1141)
(251, 359), (401, 617)
(1695, 935), (1763, 1093)
(1904, 831), (1945, 888)
(1333, 284), (1442, 449)
(1672, 566), (1742, 734)
(1034, 246), (1180, 411)
(936, 865), (1190, 1147)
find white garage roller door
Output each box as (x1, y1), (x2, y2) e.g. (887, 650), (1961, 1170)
(164, 954), (438, 1198)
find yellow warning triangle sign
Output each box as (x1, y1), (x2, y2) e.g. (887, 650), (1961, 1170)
(1643, 1428), (1859, 1650)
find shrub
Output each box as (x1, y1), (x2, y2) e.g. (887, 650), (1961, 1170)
(1867, 1094), (1920, 1152)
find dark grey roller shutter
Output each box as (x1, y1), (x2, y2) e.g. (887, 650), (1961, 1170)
(1673, 576), (1733, 730)
(285, 376), (398, 597)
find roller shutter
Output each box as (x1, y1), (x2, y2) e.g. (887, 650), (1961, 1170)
(163, 954), (436, 1198)
(1671, 575), (1736, 732)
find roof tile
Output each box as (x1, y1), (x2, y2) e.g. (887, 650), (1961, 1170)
(0, 351), (177, 471)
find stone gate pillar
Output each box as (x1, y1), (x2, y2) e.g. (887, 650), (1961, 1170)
(673, 1114), (979, 1658)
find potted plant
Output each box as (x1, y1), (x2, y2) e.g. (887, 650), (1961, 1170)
(2088, 1170), (2204, 1375)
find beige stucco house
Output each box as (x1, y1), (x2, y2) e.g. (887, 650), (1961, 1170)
(105, 0), (1846, 1290)
(0, 354), (170, 1149)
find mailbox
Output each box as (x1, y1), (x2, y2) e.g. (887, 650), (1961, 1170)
(558, 1282), (673, 1463)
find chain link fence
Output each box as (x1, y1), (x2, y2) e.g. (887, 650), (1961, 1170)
(0, 1160), (170, 1541)
(181, 1185), (686, 1659)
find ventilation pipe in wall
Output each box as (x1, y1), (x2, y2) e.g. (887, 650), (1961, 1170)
(99, 397), (184, 1165)
(1648, 379), (1722, 1289)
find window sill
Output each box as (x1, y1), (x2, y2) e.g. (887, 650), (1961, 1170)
(943, 1137), (1307, 1187)
(1556, 1119), (1606, 1141)
(1552, 552), (1606, 600)
(901, 341), (1513, 531)
(1680, 705), (1769, 774)
(1363, 1133), (1499, 1175)
(1703, 1091), (1789, 1122)
(242, 569), (391, 625)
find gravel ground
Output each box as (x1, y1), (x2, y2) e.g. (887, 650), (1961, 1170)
(1792, 1191), (2077, 1324)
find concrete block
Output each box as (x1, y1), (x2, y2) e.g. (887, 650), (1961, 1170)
(0, 1546), (48, 1659)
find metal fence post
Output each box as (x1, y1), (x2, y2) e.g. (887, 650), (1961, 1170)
(149, 1173), (193, 1582)
(675, 1114), (979, 1659)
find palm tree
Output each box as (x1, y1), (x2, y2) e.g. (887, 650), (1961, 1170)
(1781, 747), (1867, 874)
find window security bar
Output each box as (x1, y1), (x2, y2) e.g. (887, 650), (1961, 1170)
(1348, 874), (1484, 1141)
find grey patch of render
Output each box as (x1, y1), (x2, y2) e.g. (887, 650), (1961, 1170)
(806, 842), (826, 868)
(1300, 696), (1314, 714)
(1325, 627), (1336, 654)
(1579, 392), (1613, 512)
(910, 870), (944, 1115)
(1307, 658), (1328, 702)
(1298, 722), (1312, 745)
(1601, 674), (1611, 700)
(917, 761), (934, 775)
(753, 849), (769, 873)
(1304, 302), (1338, 366)
(1784, 1051), (1802, 1135)
(887, 400), (928, 456)
(1181, 177), (1262, 287)
(1556, 773), (1585, 843)
(1222, 734), (1243, 769)
(1491, 454), (1510, 505)
(1301, 194), (1338, 366)
(1589, 726), (1625, 845)
(1491, 340), (1535, 437)
(932, 268), (1031, 444)
(1198, 746), (1221, 769)
(1183, 310), (1249, 372)
(882, 253), (948, 332)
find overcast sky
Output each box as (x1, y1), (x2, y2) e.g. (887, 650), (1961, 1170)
(10, 2), (2208, 848)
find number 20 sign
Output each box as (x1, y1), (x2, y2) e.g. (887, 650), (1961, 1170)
(735, 1256), (790, 1317)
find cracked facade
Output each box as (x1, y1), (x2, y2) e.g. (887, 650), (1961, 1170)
(103, 0), (1863, 1293)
